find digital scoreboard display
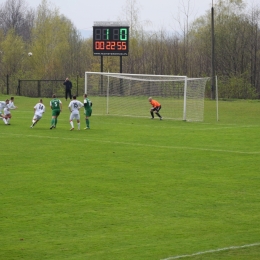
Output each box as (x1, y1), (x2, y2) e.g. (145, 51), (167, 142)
(93, 22), (129, 56)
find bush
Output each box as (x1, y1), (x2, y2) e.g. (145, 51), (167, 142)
(218, 74), (258, 99)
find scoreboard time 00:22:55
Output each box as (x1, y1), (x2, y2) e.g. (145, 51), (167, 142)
(93, 26), (129, 56)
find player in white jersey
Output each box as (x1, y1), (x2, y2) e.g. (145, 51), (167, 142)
(30, 99), (46, 128)
(4, 97), (18, 125)
(8, 97), (18, 109)
(0, 99), (9, 125)
(68, 95), (84, 130)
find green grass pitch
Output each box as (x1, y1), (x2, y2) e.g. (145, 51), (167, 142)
(0, 95), (260, 260)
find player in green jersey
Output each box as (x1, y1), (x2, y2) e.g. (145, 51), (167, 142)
(83, 93), (92, 129)
(50, 94), (62, 129)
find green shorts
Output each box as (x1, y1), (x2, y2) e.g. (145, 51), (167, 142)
(52, 109), (61, 117)
(84, 108), (92, 117)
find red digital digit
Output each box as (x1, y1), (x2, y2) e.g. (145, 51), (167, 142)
(122, 42), (127, 50)
(117, 42), (122, 50)
(95, 41), (105, 50)
(106, 41), (111, 50)
(111, 41), (116, 50)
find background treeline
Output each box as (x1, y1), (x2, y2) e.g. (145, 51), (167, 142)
(0, 0), (259, 99)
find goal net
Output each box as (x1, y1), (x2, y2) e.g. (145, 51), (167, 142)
(85, 72), (209, 121)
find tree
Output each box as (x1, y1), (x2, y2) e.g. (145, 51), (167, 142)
(187, 0), (260, 98)
(29, 0), (71, 78)
(0, 0), (34, 41)
(0, 29), (25, 75)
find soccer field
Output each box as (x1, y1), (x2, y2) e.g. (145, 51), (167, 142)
(0, 95), (260, 260)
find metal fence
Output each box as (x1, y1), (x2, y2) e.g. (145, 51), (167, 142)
(0, 75), (85, 98)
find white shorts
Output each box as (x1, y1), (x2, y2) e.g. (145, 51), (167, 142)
(70, 112), (80, 120)
(33, 114), (43, 120)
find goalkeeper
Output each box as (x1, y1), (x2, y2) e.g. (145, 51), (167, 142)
(148, 97), (162, 120)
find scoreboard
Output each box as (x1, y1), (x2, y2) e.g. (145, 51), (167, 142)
(93, 22), (129, 56)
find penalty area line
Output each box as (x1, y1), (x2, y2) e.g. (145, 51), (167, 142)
(161, 242), (260, 260)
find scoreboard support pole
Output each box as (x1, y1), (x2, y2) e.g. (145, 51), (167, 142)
(120, 56), (123, 94)
(101, 56), (104, 94)
(120, 56), (122, 73)
(100, 56), (103, 72)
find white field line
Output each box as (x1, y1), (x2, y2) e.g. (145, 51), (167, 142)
(1, 133), (260, 155)
(15, 119), (260, 131)
(161, 242), (260, 260)
(99, 121), (260, 131)
(11, 120), (260, 132)
(7, 112), (260, 130)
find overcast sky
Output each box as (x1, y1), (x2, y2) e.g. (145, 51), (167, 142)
(4, 0), (254, 33)
(21, 0), (215, 31)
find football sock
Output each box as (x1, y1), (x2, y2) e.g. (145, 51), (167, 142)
(156, 112), (162, 118)
(55, 118), (57, 125)
(150, 112), (154, 118)
(70, 121), (74, 128)
(86, 119), (89, 128)
(77, 122), (80, 129)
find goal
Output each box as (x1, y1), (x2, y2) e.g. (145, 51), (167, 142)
(85, 72), (209, 121)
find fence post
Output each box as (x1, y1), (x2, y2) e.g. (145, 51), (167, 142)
(17, 79), (21, 96)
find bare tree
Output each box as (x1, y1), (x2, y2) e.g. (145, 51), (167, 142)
(0, 0), (34, 41)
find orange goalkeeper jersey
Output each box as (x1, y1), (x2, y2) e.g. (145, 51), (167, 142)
(150, 99), (161, 107)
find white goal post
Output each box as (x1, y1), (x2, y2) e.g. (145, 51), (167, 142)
(85, 72), (209, 121)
